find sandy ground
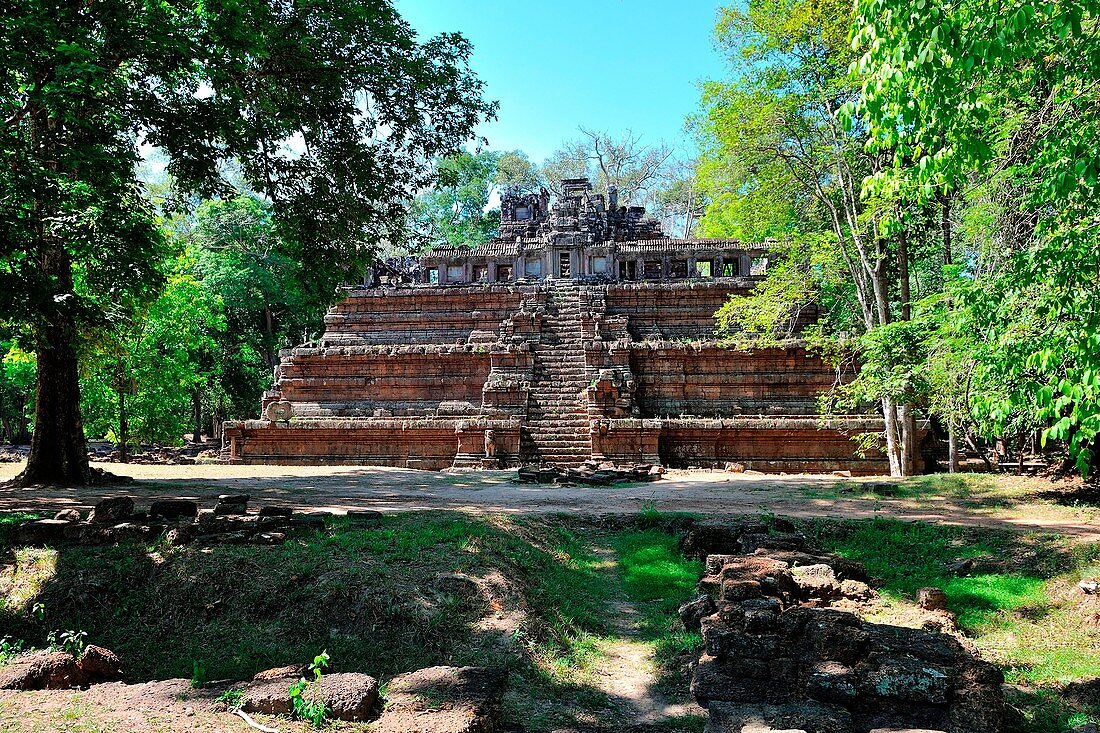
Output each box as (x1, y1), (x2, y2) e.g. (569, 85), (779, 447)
(2, 461), (1098, 540)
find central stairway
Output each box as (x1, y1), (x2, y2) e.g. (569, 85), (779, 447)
(523, 282), (592, 466)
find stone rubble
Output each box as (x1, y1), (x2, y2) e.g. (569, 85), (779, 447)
(0, 645), (123, 690)
(15, 495), (355, 547)
(517, 460), (663, 486)
(683, 521), (1006, 733)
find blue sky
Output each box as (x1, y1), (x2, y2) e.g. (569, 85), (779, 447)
(394, 1), (729, 163)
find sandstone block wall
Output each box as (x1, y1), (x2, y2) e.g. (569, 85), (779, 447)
(224, 418), (521, 470)
(323, 287), (526, 345)
(275, 346), (491, 417)
(630, 344), (835, 418)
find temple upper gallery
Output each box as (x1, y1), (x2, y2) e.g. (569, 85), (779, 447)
(223, 177), (895, 474)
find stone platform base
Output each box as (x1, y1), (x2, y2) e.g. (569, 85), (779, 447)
(222, 418), (522, 471)
(224, 415), (895, 475)
(593, 417), (894, 476)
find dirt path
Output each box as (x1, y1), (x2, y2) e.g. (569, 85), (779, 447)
(1, 462), (1097, 541)
(594, 545), (704, 721)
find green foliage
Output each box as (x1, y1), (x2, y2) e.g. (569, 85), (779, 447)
(288, 651), (330, 727)
(216, 687), (245, 710)
(0, 0), (495, 479)
(0, 341), (35, 443)
(408, 151), (504, 249)
(46, 629), (87, 656)
(852, 0), (1100, 473)
(693, 0), (859, 242)
(80, 268), (224, 446)
(190, 659), (207, 689)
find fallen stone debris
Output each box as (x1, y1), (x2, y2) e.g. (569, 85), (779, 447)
(682, 521), (1005, 733)
(13, 495), (373, 548)
(517, 460), (664, 486)
(85, 443), (222, 465)
(0, 645), (123, 690)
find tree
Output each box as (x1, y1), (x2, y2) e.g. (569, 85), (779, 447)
(651, 159), (708, 238)
(853, 0), (1100, 473)
(407, 151), (502, 249)
(0, 0), (495, 485)
(494, 150), (543, 196)
(541, 128), (672, 206)
(0, 341), (35, 444)
(81, 269), (223, 457)
(695, 0), (929, 475)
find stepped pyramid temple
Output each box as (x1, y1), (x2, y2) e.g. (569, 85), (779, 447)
(223, 178), (888, 474)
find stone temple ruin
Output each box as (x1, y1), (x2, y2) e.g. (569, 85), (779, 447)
(223, 178), (889, 473)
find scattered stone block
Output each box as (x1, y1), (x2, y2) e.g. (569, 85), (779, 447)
(240, 680), (294, 716)
(373, 665), (505, 733)
(1079, 579), (1098, 595)
(213, 500), (248, 516)
(318, 672), (379, 721)
(16, 519), (71, 544)
(916, 587), (949, 611)
(0, 646), (122, 690)
(346, 509), (383, 527)
(89, 496), (134, 523)
(258, 505), (293, 518)
(76, 645), (123, 680)
(149, 500), (198, 519)
(53, 509), (81, 523)
(678, 594), (716, 631)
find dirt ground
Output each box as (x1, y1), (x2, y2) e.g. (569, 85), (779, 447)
(1, 461), (1098, 540)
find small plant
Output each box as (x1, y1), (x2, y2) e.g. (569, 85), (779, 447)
(0, 636), (27, 664)
(638, 500), (663, 528)
(216, 687), (245, 710)
(30, 602), (45, 622)
(288, 650), (330, 727)
(190, 659), (207, 688)
(46, 629), (87, 656)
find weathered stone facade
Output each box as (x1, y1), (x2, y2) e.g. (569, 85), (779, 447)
(224, 178), (889, 472)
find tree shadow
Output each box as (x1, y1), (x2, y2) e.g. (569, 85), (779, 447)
(0, 511), (705, 732)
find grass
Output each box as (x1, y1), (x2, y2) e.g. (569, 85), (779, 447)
(805, 515), (1100, 725)
(611, 525), (703, 691)
(2, 505), (1098, 733)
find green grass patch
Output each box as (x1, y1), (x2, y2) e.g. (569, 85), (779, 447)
(611, 526), (703, 693)
(805, 516), (1100, 693)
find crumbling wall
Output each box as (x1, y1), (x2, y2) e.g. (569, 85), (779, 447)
(682, 522), (1005, 733)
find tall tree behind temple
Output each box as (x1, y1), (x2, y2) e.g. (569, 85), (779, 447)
(541, 128), (672, 207)
(693, 0), (931, 476)
(407, 151), (503, 249)
(0, 0), (495, 486)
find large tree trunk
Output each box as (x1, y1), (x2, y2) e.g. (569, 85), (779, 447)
(12, 246), (92, 485)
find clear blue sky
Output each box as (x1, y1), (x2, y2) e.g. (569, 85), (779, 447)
(394, 1), (728, 163)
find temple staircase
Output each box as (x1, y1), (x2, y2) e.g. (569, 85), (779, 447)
(522, 282), (592, 466)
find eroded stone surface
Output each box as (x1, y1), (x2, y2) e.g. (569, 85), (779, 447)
(690, 539), (1005, 733)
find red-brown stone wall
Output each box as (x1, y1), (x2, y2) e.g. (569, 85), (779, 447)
(323, 287), (525, 344)
(276, 348), (490, 416)
(630, 345), (837, 418)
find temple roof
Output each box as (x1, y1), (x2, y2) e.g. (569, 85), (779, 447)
(423, 237), (767, 260)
